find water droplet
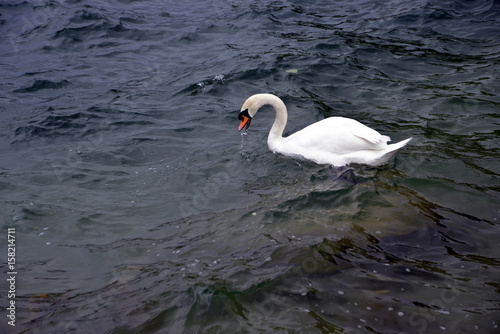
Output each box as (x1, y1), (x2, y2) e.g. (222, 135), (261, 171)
(338, 291), (345, 295)
(398, 312), (404, 317)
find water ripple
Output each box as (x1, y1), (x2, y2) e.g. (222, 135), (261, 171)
(2, 0), (499, 333)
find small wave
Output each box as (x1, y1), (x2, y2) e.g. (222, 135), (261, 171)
(69, 9), (109, 24)
(12, 110), (107, 142)
(52, 20), (156, 47)
(13, 79), (69, 93)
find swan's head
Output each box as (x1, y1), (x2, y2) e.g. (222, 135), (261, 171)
(238, 108), (252, 131)
(238, 95), (260, 132)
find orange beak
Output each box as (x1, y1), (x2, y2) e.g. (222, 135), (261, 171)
(238, 116), (251, 131)
(238, 109), (252, 132)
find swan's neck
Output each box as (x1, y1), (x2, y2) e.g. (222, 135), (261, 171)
(259, 94), (288, 150)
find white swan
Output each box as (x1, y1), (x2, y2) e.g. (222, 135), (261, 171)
(238, 93), (412, 167)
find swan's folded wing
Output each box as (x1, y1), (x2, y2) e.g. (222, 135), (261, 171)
(320, 116), (390, 145)
(349, 125), (391, 145)
(284, 117), (391, 155)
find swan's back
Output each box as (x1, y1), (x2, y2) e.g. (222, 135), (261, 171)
(274, 117), (411, 166)
(285, 117), (390, 154)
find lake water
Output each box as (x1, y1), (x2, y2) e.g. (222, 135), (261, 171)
(1, 0), (499, 333)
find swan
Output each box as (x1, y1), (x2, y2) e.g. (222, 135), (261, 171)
(238, 93), (412, 167)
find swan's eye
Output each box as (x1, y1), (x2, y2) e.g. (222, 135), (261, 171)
(238, 109), (250, 120)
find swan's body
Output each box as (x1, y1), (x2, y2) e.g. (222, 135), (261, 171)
(238, 94), (412, 167)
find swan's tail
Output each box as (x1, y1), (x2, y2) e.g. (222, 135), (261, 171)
(380, 137), (412, 163)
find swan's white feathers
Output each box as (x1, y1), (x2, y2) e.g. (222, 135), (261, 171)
(239, 94), (411, 166)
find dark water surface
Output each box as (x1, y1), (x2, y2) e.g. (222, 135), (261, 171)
(1, 0), (499, 333)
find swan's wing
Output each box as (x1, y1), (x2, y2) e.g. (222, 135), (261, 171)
(284, 117), (390, 155)
(321, 116), (391, 145)
(349, 123), (391, 144)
